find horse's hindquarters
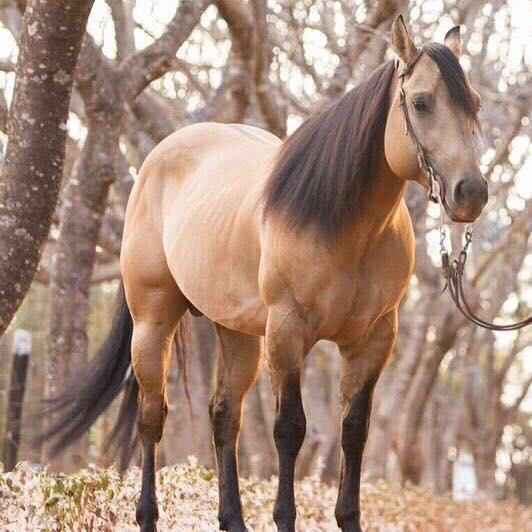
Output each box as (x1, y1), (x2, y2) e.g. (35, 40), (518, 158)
(132, 122), (279, 336)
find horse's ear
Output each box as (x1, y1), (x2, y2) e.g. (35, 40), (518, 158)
(391, 15), (419, 65)
(444, 25), (463, 57)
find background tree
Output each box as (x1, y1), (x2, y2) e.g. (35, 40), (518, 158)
(0, 0), (94, 335)
(0, 0), (530, 505)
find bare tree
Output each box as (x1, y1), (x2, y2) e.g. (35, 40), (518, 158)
(0, 0), (94, 335)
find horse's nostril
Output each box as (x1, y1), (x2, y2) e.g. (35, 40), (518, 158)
(454, 179), (469, 204)
(454, 178), (487, 207)
(480, 181), (488, 205)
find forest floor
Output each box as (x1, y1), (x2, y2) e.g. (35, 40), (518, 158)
(0, 459), (530, 531)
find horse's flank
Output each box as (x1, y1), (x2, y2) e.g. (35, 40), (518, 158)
(122, 122), (279, 336)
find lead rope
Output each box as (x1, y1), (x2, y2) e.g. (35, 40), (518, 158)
(398, 56), (532, 330)
(432, 158), (532, 330)
(439, 218), (532, 331)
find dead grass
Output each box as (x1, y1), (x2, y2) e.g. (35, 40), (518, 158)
(0, 459), (530, 531)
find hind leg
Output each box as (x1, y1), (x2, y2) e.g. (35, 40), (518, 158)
(126, 280), (188, 532)
(210, 325), (261, 532)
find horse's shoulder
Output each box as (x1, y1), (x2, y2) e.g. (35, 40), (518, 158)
(392, 199), (416, 254)
(375, 201), (416, 277)
(396, 198), (415, 234)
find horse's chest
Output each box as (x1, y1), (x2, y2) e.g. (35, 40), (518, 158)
(298, 238), (413, 343)
(333, 265), (408, 341)
(309, 263), (403, 342)
(260, 215), (415, 343)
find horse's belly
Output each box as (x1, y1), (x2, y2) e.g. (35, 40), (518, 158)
(210, 295), (267, 336)
(164, 190), (267, 336)
(172, 244), (267, 336)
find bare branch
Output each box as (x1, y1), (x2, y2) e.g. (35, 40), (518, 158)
(250, 0), (286, 137)
(120, 0), (212, 101)
(325, 0), (406, 100)
(508, 374), (532, 416)
(213, 0), (254, 120)
(107, 0), (136, 61)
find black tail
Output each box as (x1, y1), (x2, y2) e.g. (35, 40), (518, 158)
(41, 283), (139, 470)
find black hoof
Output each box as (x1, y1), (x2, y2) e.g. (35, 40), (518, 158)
(273, 513), (296, 532)
(273, 517), (296, 532)
(136, 505), (158, 532)
(274, 518), (296, 532)
(341, 525), (363, 532)
(222, 525), (247, 532)
(219, 515), (248, 532)
(337, 518), (363, 532)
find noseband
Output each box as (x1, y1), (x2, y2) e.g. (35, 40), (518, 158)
(398, 53), (532, 331)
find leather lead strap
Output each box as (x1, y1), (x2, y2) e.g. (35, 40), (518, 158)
(442, 248), (532, 331)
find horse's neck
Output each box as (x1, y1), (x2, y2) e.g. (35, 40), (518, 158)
(344, 153), (406, 252)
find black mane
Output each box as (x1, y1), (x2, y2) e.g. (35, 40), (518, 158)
(263, 45), (478, 238)
(263, 61), (396, 237)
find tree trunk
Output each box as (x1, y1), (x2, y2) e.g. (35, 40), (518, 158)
(46, 36), (122, 471)
(46, 125), (118, 469)
(365, 298), (430, 481)
(0, 0), (94, 335)
(395, 310), (459, 482)
(473, 446), (498, 499)
(241, 374), (276, 478)
(298, 341), (339, 480)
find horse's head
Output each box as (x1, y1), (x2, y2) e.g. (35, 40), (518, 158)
(384, 16), (487, 223)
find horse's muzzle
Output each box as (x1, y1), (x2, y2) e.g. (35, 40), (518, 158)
(447, 176), (488, 222)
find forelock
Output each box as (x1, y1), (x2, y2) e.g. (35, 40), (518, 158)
(423, 42), (478, 121)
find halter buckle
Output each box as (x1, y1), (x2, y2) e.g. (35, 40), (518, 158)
(428, 167), (440, 204)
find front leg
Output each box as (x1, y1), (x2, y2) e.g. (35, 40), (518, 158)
(335, 311), (398, 532)
(265, 305), (311, 532)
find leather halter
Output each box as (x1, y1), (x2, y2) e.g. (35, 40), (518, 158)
(397, 50), (441, 203)
(397, 53), (532, 331)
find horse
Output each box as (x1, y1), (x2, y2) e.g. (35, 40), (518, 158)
(45, 16), (487, 532)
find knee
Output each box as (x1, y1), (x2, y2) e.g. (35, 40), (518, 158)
(138, 395), (168, 442)
(209, 394), (225, 438)
(209, 395), (240, 448)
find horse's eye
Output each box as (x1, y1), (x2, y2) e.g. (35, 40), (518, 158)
(413, 98), (429, 113)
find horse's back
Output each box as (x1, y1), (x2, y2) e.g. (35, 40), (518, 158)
(122, 122), (281, 334)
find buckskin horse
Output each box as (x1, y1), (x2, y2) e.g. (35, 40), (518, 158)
(46, 16), (487, 532)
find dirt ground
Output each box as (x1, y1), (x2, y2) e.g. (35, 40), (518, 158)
(1, 460), (530, 531)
